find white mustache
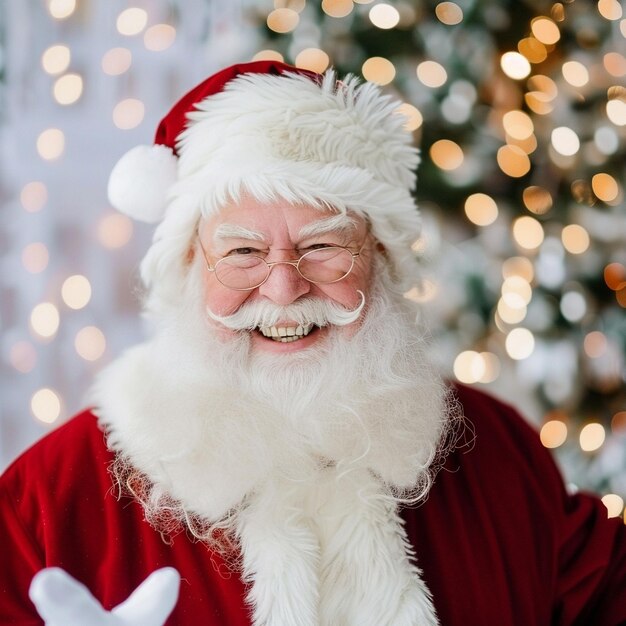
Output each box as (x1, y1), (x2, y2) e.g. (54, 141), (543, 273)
(207, 290), (366, 331)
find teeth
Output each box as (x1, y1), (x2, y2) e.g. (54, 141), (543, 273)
(258, 323), (315, 342)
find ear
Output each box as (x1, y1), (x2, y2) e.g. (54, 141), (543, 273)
(186, 247), (195, 264)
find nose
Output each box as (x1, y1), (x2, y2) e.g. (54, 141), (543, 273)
(257, 259), (311, 305)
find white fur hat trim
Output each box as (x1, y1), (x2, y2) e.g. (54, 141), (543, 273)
(107, 144), (178, 223)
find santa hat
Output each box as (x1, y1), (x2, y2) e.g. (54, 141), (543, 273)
(108, 60), (421, 284)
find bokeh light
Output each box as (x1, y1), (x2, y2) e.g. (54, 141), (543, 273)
(323, 0), (354, 17)
(53, 73), (83, 105)
(61, 274), (92, 310)
(295, 48), (330, 73)
(503, 110), (534, 140)
(518, 37), (547, 64)
(101, 48), (132, 75)
(267, 8), (300, 31)
(97, 213), (134, 249)
(540, 420), (568, 448)
(604, 263), (626, 290)
(464, 193), (498, 226)
(252, 50), (284, 62)
(22, 243), (49, 274)
(274, 0), (306, 11)
(561, 224), (590, 254)
(612, 412), (626, 433)
(144, 24), (176, 52)
(435, 2), (463, 25)
(551, 126), (580, 156)
(41, 45), (71, 75)
(37, 128), (65, 160)
(369, 3), (400, 28)
(9, 341), (37, 374)
(591, 173), (619, 202)
(30, 303), (60, 339)
(497, 298), (527, 325)
(594, 126), (619, 155)
(430, 139), (463, 170)
(562, 61), (589, 87)
(20, 182), (48, 213)
(603, 52), (626, 77)
(453, 351), (484, 384)
(497, 144), (531, 177)
(505, 327), (535, 359)
(75, 326), (106, 361)
(522, 185), (553, 214)
(597, 0), (623, 20)
(113, 99), (145, 130)
(606, 98), (626, 126)
(500, 52), (531, 80)
(31, 388), (62, 424)
(47, 0), (76, 20)
(501, 276), (532, 309)
(395, 104), (423, 131)
(502, 256), (534, 282)
(362, 57), (396, 85)
(584, 331), (608, 358)
(531, 17), (561, 45)
(416, 61), (447, 88)
(117, 8), (148, 36)
(560, 291), (587, 322)
(601, 494), (624, 518)
(579, 423), (606, 452)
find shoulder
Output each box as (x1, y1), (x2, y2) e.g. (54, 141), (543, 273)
(440, 383), (567, 513)
(449, 382), (548, 464)
(1, 410), (113, 507)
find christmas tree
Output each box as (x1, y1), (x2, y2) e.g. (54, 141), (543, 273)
(249, 0), (626, 516)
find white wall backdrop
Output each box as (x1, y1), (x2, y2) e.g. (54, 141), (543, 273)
(0, 0), (261, 469)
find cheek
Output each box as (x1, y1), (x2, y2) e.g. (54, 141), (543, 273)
(315, 270), (371, 310)
(203, 276), (250, 316)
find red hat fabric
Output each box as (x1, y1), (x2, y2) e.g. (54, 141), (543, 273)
(108, 61), (319, 223)
(154, 61), (319, 155)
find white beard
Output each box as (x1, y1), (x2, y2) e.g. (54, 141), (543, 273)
(90, 255), (455, 626)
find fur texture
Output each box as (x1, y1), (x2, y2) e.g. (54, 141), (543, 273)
(107, 144), (178, 223)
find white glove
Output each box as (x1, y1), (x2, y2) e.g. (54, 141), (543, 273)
(29, 566), (180, 626)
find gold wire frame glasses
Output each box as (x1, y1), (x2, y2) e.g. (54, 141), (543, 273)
(196, 231), (365, 291)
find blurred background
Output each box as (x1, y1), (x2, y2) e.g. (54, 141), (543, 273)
(0, 0), (624, 521)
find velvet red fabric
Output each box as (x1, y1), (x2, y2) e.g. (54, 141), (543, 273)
(154, 61), (319, 154)
(1, 385), (625, 625)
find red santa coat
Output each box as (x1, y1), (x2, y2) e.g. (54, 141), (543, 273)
(1, 384), (625, 625)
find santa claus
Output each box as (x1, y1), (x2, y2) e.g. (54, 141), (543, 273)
(1, 62), (625, 626)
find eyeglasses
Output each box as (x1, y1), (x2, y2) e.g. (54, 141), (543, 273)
(197, 234), (365, 291)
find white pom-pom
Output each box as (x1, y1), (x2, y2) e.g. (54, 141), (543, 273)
(107, 144), (178, 223)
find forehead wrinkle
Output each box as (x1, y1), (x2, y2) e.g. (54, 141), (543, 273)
(298, 214), (357, 240)
(212, 223), (266, 245)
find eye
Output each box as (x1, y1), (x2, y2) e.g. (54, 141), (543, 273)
(301, 243), (337, 252)
(227, 247), (262, 256)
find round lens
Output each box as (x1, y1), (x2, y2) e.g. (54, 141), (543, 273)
(215, 256), (268, 289)
(299, 247), (354, 283)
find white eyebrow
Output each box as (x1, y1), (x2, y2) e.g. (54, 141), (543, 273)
(298, 214), (357, 240)
(213, 223), (266, 245)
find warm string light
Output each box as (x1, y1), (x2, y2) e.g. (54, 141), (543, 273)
(20, 182), (48, 212)
(116, 8), (148, 36)
(453, 350), (500, 384)
(102, 48), (132, 75)
(37, 129), (65, 160)
(113, 99), (145, 129)
(31, 388), (62, 424)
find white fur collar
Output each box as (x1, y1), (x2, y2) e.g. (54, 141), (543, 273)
(90, 340), (440, 625)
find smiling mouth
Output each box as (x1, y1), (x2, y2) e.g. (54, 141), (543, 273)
(257, 323), (316, 343)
